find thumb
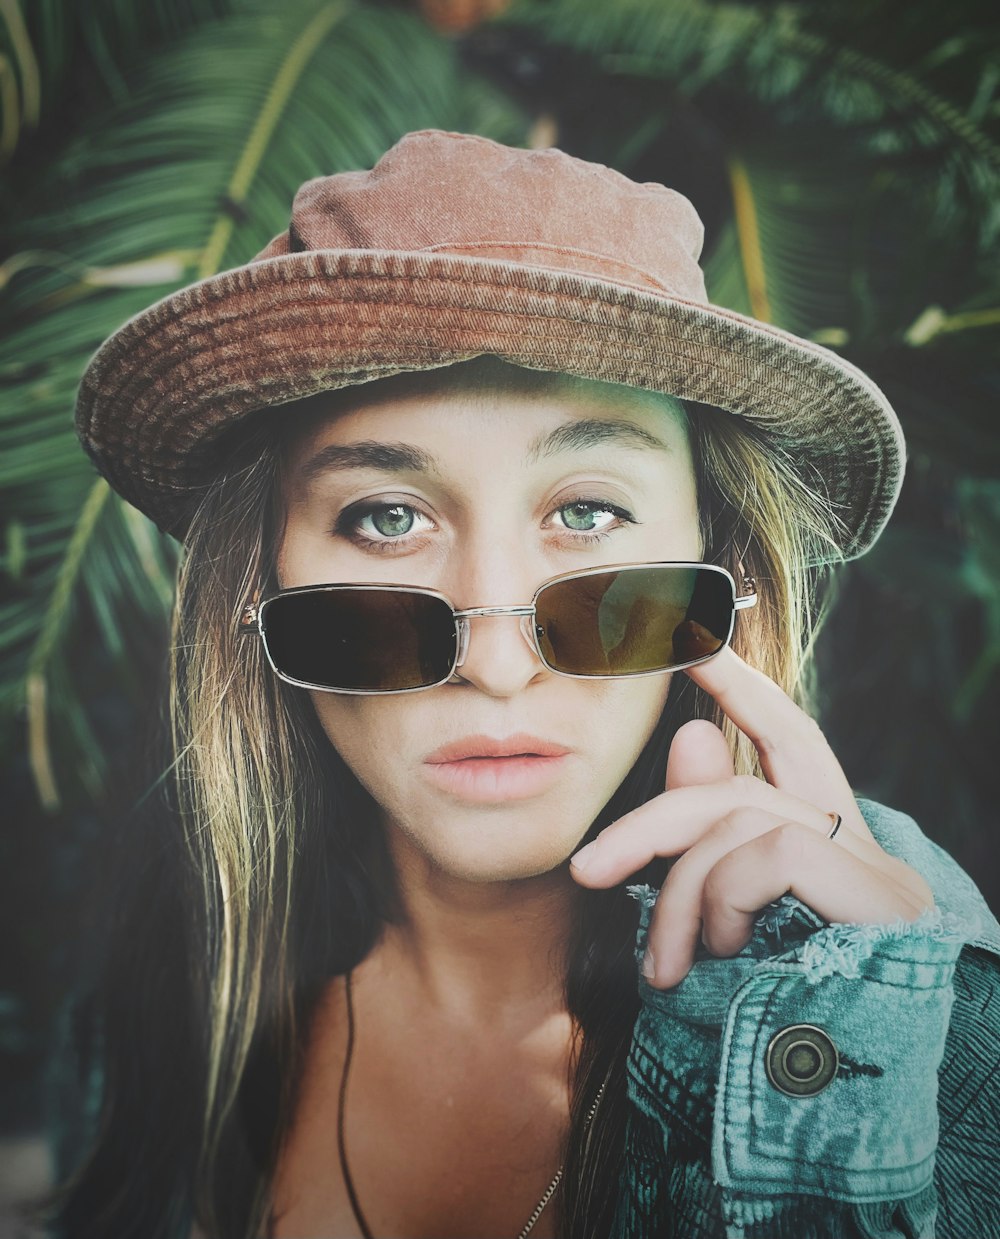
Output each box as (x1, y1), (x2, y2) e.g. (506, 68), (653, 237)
(665, 719), (735, 791)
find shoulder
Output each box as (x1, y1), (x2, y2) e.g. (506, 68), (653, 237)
(619, 798), (1000, 1236)
(855, 797), (1000, 957)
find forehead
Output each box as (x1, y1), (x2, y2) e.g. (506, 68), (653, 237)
(280, 359), (691, 471)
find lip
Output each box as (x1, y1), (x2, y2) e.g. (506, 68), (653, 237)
(425, 733), (572, 764)
(423, 733), (572, 803)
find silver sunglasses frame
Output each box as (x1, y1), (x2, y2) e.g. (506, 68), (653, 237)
(238, 561), (758, 695)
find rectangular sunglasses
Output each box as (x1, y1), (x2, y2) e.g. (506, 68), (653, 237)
(238, 561), (757, 694)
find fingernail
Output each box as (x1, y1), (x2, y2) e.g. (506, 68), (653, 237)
(642, 946), (655, 980)
(570, 841), (596, 873)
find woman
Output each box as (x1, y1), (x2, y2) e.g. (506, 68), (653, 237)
(51, 130), (1000, 1238)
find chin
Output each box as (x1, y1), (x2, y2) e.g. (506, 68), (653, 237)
(387, 800), (592, 885)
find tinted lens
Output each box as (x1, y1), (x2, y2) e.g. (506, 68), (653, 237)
(534, 566), (734, 676)
(261, 587), (457, 691)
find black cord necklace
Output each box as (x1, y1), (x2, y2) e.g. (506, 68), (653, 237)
(338, 970), (375, 1239)
(337, 969), (602, 1239)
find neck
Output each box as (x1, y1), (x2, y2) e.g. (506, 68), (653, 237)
(372, 824), (582, 1032)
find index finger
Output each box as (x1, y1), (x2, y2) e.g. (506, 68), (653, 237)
(685, 645), (866, 834)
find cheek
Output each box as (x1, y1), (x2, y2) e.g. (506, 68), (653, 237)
(306, 692), (443, 843)
(593, 673), (674, 776)
(308, 671), (673, 829)
(308, 692), (405, 793)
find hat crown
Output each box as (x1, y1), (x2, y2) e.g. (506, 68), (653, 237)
(256, 129), (708, 300)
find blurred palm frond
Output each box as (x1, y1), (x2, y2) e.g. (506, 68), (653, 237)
(1, 0), (526, 806)
(0, 0), (237, 170)
(506, 0), (1000, 244)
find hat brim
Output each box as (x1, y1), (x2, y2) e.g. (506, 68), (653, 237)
(76, 249), (904, 554)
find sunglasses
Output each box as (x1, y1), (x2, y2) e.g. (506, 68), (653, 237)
(238, 561), (757, 695)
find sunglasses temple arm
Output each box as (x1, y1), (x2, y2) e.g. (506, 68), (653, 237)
(734, 563), (758, 610)
(237, 602), (261, 636)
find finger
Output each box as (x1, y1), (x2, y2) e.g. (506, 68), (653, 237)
(684, 645), (866, 833)
(645, 805), (787, 987)
(643, 808), (929, 987)
(647, 822), (933, 989)
(665, 719), (735, 791)
(570, 777), (876, 887)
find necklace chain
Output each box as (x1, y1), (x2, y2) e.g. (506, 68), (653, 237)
(338, 970), (608, 1239)
(517, 1165), (563, 1239)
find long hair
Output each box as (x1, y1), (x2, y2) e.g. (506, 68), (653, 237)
(559, 397), (845, 1236)
(45, 360), (845, 1238)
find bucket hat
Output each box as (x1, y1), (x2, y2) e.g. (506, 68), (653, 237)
(76, 128), (904, 554)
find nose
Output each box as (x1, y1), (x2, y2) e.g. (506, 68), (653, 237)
(447, 558), (551, 697)
(450, 604), (549, 696)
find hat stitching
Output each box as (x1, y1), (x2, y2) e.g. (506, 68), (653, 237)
(81, 284), (877, 419)
(75, 256), (894, 473)
(86, 333), (860, 455)
(81, 252), (896, 425)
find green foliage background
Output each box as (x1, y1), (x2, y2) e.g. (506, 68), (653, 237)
(2, 0), (998, 1132)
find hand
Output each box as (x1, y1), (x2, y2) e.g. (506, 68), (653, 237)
(569, 646), (935, 989)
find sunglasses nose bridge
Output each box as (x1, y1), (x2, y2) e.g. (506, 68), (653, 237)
(451, 603), (538, 670)
(519, 612), (541, 663)
(455, 615), (470, 668)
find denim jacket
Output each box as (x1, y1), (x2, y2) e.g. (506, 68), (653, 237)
(616, 799), (1000, 1238)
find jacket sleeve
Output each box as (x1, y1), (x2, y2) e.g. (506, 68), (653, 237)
(934, 943), (1000, 1239)
(615, 799), (1000, 1239)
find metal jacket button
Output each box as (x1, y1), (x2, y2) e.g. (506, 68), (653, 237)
(765, 1024), (839, 1097)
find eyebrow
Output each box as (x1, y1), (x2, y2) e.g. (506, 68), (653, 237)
(300, 440), (437, 482)
(298, 417), (671, 482)
(527, 418), (672, 462)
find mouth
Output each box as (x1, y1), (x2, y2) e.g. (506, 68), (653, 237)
(423, 733), (572, 803)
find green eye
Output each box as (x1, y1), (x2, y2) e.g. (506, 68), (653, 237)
(559, 501), (616, 532)
(369, 505), (415, 536)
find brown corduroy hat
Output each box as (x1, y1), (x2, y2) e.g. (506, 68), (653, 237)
(76, 128), (905, 554)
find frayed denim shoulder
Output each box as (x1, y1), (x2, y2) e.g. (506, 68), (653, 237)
(626, 882), (657, 911)
(626, 885), (824, 935)
(795, 904), (978, 982)
(625, 884), (979, 983)
(758, 893), (823, 941)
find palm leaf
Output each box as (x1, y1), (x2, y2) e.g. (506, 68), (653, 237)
(502, 0), (1000, 244)
(701, 146), (865, 335)
(1, 0), (237, 168)
(1, 0), (526, 807)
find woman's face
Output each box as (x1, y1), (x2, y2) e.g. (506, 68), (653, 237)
(277, 370), (702, 883)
